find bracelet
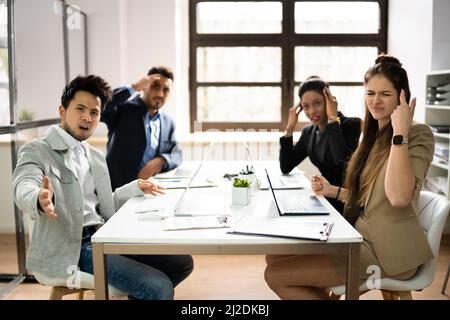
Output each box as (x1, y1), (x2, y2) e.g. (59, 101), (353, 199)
(328, 116), (341, 124)
(335, 186), (341, 200)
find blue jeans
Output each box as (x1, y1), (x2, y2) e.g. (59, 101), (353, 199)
(78, 229), (193, 300)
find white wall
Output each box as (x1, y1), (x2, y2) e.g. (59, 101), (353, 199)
(387, 0), (433, 123)
(68, 0), (179, 137)
(15, 0), (65, 121)
(432, 0), (450, 70)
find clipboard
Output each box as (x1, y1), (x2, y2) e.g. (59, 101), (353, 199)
(161, 216), (230, 231)
(228, 216), (333, 241)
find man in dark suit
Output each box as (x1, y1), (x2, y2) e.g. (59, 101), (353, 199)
(101, 66), (182, 190)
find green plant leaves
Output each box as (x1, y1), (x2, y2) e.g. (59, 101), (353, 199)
(233, 178), (250, 188)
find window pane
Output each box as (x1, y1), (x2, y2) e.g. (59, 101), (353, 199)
(0, 0), (9, 126)
(0, 88), (9, 125)
(295, 1), (380, 34)
(294, 85), (365, 122)
(15, 0), (65, 122)
(197, 2), (282, 34)
(67, 6), (87, 78)
(0, 0), (7, 38)
(198, 87), (281, 122)
(197, 47), (281, 82)
(295, 46), (377, 82)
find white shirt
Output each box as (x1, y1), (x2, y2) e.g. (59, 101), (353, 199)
(54, 126), (104, 227)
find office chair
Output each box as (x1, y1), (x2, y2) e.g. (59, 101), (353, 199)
(329, 191), (450, 300)
(24, 213), (127, 300)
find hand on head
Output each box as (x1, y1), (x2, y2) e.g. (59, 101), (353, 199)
(286, 103), (302, 134)
(131, 74), (162, 92)
(323, 87), (338, 118)
(39, 176), (58, 219)
(391, 89), (416, 135)
(138, 178), (166, 196)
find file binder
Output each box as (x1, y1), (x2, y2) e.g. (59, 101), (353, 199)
(228, 216), (333, 241)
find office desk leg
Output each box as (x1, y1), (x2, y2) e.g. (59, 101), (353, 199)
(92, 242), (108, 300)
(345, 243), (361, 300)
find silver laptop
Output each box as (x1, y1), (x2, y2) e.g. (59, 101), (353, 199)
(172, 143), (214, 215)
(265, 169), (329, 216)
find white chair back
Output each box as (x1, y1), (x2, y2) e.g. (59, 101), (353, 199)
(330, 191), (450, 296)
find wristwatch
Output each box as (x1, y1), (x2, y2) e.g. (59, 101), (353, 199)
(392, 135), (408, 145)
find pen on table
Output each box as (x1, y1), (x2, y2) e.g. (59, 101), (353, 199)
(135, 208), (164, 214)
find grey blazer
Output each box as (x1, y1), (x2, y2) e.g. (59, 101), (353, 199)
(12, 125), (143, 278)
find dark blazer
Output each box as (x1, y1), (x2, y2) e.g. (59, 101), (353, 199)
(280, 112), (361, 212)
(101, 87), (182, 190)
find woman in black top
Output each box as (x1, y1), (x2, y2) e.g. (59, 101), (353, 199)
(280, 76), (361, 213)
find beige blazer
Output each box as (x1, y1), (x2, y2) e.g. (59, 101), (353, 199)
(347, 123), (435, 276)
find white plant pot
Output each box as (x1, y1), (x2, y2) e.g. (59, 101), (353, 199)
(232, 186), (251, 206)
(238, 173), (255, 186)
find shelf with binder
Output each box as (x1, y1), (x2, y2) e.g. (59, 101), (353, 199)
(424, 70), (450, 200)
(433, 133), (450, 139)
(431, 158), (448, 171)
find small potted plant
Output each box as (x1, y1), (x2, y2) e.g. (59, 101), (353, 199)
(232, 178), (251, 206)
(239, 165), (255, 186)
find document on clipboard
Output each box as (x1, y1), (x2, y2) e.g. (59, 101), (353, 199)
(161, 216), (230, 231)
(228, 216), (333, 241)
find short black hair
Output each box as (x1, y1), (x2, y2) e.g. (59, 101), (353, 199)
(298, 75), (329, 100)
(60, 75), (112, 112)
(147, 66), (174, 81)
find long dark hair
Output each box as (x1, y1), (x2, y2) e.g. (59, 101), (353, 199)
(344, 54), (411, 209)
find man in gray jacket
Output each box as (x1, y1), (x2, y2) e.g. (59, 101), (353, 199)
(12, 75), (193, 299)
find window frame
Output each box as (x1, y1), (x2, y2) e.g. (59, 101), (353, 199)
(189, 0), (388, 132)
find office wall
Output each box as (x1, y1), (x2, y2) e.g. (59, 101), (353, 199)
(67, 0), (179, 138)
(15, 0), (66, 121)
(388, 0), (433, 123)
(432, 0), (450, 70)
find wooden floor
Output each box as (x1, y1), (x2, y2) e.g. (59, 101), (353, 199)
(0, 234), (449, 300)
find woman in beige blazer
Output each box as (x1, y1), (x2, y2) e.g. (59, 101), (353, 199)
(264, 54), (434, 299)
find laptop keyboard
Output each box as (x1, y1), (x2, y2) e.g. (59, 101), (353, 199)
(278, 196), (305, 211)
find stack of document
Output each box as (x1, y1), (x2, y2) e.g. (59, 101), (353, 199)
(435, 141), (449, 165)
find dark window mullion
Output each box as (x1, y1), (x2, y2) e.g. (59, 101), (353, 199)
(290, 34), (386, 46)
(196, 82), (280, 87)
(191, 38), (285, 47)
(189, 0), (388, 132)
(282, 0), (295, 129)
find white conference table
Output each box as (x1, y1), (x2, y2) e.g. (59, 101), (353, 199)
(92, 161), (362, 300)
